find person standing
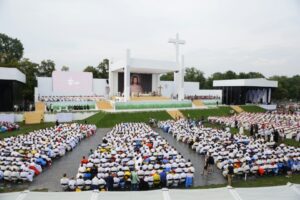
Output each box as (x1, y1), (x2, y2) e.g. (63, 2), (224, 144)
(227, 162), (234, 186)
(159, 170), (167, 188)
(131, 170), (139, 191)
(105, 173), (114, 191)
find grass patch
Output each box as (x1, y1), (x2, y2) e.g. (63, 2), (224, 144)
(0, 122), (55, 139)
(283, 138), (300, 147)
(240, 105), (266, 113)
(193, 174), (300, 189)
(202, 122), (240, 134)
(181, 106), (235, 120)
(79, 111), (106, 125)
(84, 111), (172, 128)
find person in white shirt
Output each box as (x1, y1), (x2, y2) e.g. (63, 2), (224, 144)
(60, 173), (69, 191)
(68, 177), (76, 191)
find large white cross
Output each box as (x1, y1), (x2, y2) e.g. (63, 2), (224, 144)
(168, 33), (185, 100)
(168, 33), (185, 65)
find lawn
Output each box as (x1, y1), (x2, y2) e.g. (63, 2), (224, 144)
(181, 106), (235, 120)
(283, 138), (300, 147)
(0, 122), (55, 139)
(193, 173), (300, 189)
(240, 105), (266, 113)
(84, 110), (172, 128)
(202, 122), (240, 134)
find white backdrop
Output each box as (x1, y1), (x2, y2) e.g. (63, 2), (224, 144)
(37, 77), (108, 97)
(160, 81), (222, 99)
(0, 113), (15, 122)
(56, 113), (73, 122)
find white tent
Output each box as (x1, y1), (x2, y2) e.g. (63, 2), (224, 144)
(1, 185), (299, 200)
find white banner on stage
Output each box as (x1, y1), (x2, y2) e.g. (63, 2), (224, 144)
(56, 113), (73, 122)
(0, 114), (15, 123)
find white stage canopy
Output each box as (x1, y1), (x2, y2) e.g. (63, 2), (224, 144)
(109, 49), (183, 101)
(110, 58), (178, 74)
(213, 78), (278, 88)
(1, 185), (299, 200)
(0, 67), (26, 83)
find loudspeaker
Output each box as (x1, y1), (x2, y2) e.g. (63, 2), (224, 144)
(106, 79), (109, 84)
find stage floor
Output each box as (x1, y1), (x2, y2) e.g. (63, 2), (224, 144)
(130, 96), (171, 101)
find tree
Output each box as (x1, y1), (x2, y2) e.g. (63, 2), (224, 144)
(224, 70), (237, 79)
(0, 33), (24, 64)
(270, 75), (300, 101)
(61, 65), (69, 71)
(160, 72), (174, 81)
(239, 72), (265, 79)
(84, 66), (99, 78)
(184, 67), (206, 89)
(17, 58), (39, 102)
(97, 58), (109, 78)
(37, 59), (55, 77)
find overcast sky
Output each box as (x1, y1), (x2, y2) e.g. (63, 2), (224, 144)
(0, 0), (299, 77)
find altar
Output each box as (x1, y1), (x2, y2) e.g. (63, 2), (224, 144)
(109, 34), (186, 102)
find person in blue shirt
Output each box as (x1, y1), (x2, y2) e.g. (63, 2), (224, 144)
(160, 170), (167, 187)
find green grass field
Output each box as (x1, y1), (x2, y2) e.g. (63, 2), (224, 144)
(240, 105), (266, 113)
(0, 122), (55, 139)
(193, 173), (300, 189)
(84, 110), (172, 128)
(181, 106), (235, 120)
(1, 106), (299, 191)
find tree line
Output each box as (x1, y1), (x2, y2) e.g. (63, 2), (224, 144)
(0, 32), (299, 102)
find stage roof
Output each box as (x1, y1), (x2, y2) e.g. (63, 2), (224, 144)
(213, 78), (278, 88)
(1, 185), (299, 200)
(0, 67), (26, 83)
(110, 58), (178, 74)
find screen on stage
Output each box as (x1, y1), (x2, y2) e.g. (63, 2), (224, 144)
(52, 71), (93, 94)
(118, 73), (152, 94)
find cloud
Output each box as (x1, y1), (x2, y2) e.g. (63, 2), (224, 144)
(0, 0), (299, 77)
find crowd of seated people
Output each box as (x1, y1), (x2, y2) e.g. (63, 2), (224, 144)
(185, 95), (221, 101)
(159, 119), (300, 181)
(208, 112), (300, 141)
(60, 123), (194, 191)
(39, 95), (104, 102)
(0, 123), (96, 182)
(0, 121), (20, 133)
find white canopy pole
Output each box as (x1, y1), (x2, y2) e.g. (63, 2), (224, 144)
(124, 49), (131, 101)
(178, 55), (185, 101)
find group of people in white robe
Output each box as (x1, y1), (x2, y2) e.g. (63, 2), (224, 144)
(159, 119), (300, 180)
(0, 121), (20, 133)
(208, 112), (300, 141)
(60, 123), (194, 191)
(0, 123), (96, 182)
(39, 95), (104, 102)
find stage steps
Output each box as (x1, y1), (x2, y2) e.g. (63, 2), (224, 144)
(97, 100), (113, 110)
(24, 111), (44, 124)
(192, 100), (204, 107)
(167, 109), (185, 119)
(231, 105), (244, 113)
(35, 102), (46, 112)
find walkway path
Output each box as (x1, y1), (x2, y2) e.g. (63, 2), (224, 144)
(0, 128), (110, 192)
(1, 127), (225, 192)
(156, 128), (226, 187)
(29, 128), (110, 191)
